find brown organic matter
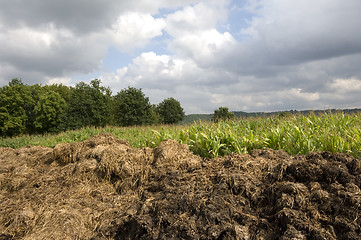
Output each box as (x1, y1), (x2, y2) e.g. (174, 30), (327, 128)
(1, 133), (361, 239)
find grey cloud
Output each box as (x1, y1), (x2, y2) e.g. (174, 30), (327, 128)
(201, 0), (361, 112)
(106, 0), (361, 113)
(0, 28), (108, 84)
(0, 0), (199, 33)
(149, 0), (361, 113)
(1, 0), (361, 114)
(0, 0), (199, 85)
(0, 1), (122, 33)
(218, 0), (361, 77)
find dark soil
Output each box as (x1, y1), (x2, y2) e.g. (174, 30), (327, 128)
(1, 133), (361, 239)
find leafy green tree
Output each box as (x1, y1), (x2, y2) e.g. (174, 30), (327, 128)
(88, 79), (112, 126)
(0, 103), (26, 137)
(149, 104), (161, 125)
(0, 80), (34, 136)
(47, 83), (73, 103)
(212, 107), (235, 123)
(24, 84), (44, 133)
(34, 90), (67, 132)
(8, 78), (24, 86)
(65, 79), (112, 129)
(157, 97), (185, 124)
(113, 87), (153, 126)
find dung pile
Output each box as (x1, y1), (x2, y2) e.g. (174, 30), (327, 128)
(1, 133), (361, 239)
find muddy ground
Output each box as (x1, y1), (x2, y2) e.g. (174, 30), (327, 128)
(1, 133), (361, 239)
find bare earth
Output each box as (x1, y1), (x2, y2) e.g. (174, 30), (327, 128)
(1, 133), (361, 239)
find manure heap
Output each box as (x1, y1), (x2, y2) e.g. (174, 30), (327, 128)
(1, 133), (361, 239)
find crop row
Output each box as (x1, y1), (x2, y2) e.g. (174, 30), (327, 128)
(1, 112), (361, 158)
(150, 112), (361, 158)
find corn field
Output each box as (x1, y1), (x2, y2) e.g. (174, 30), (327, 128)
(1, 112), (361, 158)
(150, 112), (361, 158)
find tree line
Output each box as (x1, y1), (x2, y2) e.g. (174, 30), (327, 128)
(0, 79), (185, 137)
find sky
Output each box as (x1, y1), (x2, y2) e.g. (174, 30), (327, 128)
(1, 0), (361, 114)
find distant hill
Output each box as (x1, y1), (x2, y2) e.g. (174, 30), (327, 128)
(182, 108), (361, 124)
(182, 114), (213, 124)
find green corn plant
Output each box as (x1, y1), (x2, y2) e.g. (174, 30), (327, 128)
(178, 129), (189, 144)
(148, 129), (173, 147)
(264, 127), (285, 150)
(2, 111), (361, 158)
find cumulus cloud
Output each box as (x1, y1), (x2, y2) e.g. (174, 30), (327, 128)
(327, 78), (361, 94)
(111, 13), (165, 52)
(169, 30), (236, 67)
(46, 77), (72, 86)
(0, 0), (199, 32)
(165, 2), (228, 35)
(165, 1), (236, 67)
(318, 78), (361, 109)
(0, 0), (202, 85)
(0, 23), (108, 85)
(101, 51), (243, 112)
(98, 0), (361, 113)
(235, 0), (361, 67)
(1, 0), (361, 113)
(101, 51), (192, 99)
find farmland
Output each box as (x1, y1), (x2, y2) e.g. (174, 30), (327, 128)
(2, 111), (361, 158)
(1, 112), (361, 239)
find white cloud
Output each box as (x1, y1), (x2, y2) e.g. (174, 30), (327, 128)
(0, 0), (200, 84)
(0, 24), (72, 57)
(165, 1), (236, 67)
(101, 52), (188, 93)
(169, 30), (236, 66)
(111, 12), (165, 52)
(278, 88), (320, 102)
(238, 0), (361, 65)
(100, 51), (243, 113)
(0, 23), (109, 83)
(0, 0), (200, 32)
(130, 52), (184, 79)
(165, 2), (228, 35)
(46, 77), (72, 86)
(1, 0), (361, 114)
(104, 0), (361, 113)
(327, 78), (361, 94)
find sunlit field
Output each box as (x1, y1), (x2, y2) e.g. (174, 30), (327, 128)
(1, 112), (361, 158)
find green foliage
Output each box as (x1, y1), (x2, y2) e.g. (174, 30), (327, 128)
(1, 79), (188, 136)
(47, 83), (73, 102)
(5, 79), (361, 161)
(66, 80), (111, 129)
(113, 87), (154, 126)
(182, 114), (213, 124)
(151, 113), (361, 158)
(2, 113), (361, 159)
(8, 78), (24, 86)
(0, 125), (180, 149)
(34, 90), (67, 132)
(212, 107), (235, 123)
(149, 104), (161, 125)
(0, 80), (34, 136)
(157, 97), (185, 124)
(0, 106), (25, 137)
(2, 79), (361, 160)
(0, 80), (72, 136)
(24, 84), (44, 133)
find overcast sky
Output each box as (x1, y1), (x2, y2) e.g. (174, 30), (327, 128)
(1, 0), (361, 114)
